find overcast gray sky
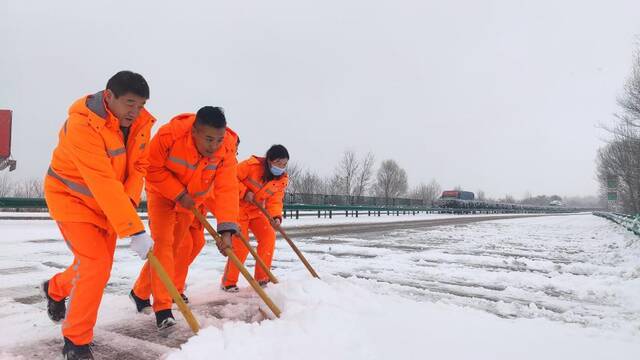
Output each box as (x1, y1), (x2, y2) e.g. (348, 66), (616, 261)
(2, 0), (640, 199)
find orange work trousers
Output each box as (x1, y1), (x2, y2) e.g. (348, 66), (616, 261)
(47, 222), (117, 346)
(132, 193), (205, 312)
(221, 214), (276, 287)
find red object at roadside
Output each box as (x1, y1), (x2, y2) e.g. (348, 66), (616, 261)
(0, 109), (12, 159)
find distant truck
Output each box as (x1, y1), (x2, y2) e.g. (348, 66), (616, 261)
(440, 190), (475, 201)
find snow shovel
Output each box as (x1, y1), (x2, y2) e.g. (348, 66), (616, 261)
(234, 230), (279, 284)
(191, 208), (282, 318)
(147, 251), (200, 334)
(251, 200), (320, 279)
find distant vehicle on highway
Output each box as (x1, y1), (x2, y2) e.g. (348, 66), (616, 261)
(440, 190), (475, 201)
(549, 200), (563, 206)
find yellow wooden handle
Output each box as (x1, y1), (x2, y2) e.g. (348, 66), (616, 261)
(235, 231), (279, 284)
(251, 201), (320, 279)
(147, 251), (200, 333)
(191, 208), (282, 318)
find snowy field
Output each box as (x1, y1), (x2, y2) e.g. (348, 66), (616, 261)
(0, 213), (639, 359)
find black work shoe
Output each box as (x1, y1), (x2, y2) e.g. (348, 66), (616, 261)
(221, 284), (239, 293)
(258, 280), (269, 289)
(172, 293), (189, 304)
(62, 337), (94, 360)
(155, 309), (177, 330)
(129, 290), (151, 313)
(41, 280), (66, 323)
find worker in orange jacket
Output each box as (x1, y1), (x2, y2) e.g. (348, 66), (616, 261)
(42, 71), (155, 360)
(129, 106), (239, 329)
(221, 145), (289, 291)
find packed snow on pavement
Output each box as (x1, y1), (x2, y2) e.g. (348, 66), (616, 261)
(0, 213), (639, 359)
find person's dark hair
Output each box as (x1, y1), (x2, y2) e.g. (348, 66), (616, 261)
(262, 144), (290, 182)
(106, 71), (149, 99)
(195, 106), (226, 129)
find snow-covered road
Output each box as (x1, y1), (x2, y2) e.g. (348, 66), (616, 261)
(1, 213), (639, 359)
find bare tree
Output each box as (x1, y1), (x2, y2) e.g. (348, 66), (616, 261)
(373, 159), (408, 202)
(616, 50), (640, 128)
(476, 190), (486, 201)
(353, 152), (375, 198)
(284, 162), (303, 194)
(286, 161), (329, 196)
(13, 178), (44, 198)
(410, 179), (441, 205)
(324, 174), (343, 196)
(0, 173), (13, 197)
(333, 150), (359, 196)
(500, 194), (516, 204)
(596, 125), (640, 213)
(297, 169), (324, 194)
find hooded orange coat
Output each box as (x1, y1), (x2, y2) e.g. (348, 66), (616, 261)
(133, 113), (239, 312)
(237, 156), (288, 220)
(222, 156), (288, 286)
(45, 90), (155, 237)
(145, 113), (239, 229)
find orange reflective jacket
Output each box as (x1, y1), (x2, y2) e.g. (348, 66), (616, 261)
(238, 156), (288, 220)
(44, 91), (156, 237)
(145, 113), (239, 232)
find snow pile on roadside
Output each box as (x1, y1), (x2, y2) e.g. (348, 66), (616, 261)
(167, 272), (640, 360)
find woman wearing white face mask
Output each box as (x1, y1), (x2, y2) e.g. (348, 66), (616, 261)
(221, 145), (289, 292)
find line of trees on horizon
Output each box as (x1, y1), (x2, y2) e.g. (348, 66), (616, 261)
(1, 149), (600, 208)
(285, 150), (599, 207)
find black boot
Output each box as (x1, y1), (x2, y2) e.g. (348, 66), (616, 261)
(221, 284), (239, 293)
(155, 309), (176, 330)
(258, 280), (269, 288)
(172, 293), (189, 304)
(41, 280), (66, 323)
(62, 337), (94, 360)
(129, 290), (151, 313)
(180, 293), (189, 304)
